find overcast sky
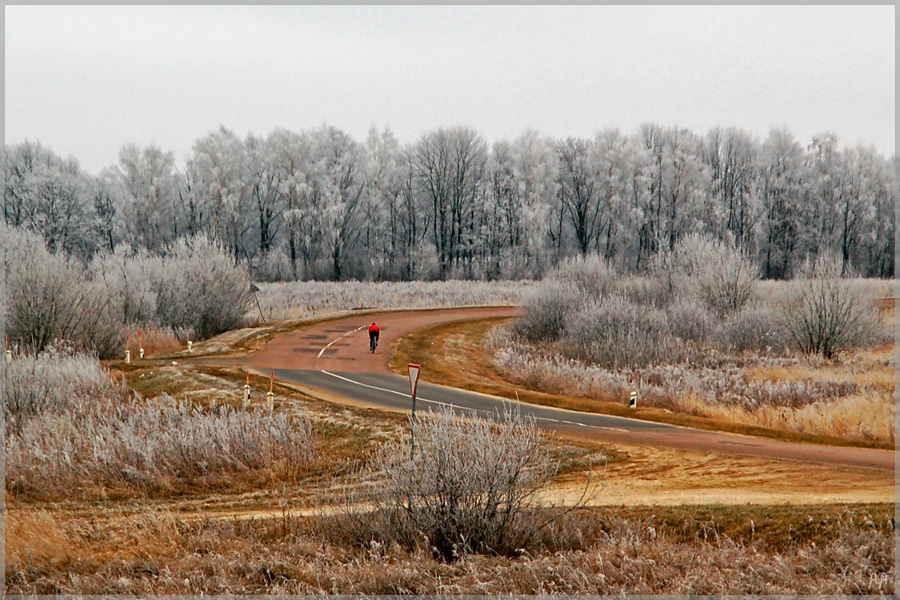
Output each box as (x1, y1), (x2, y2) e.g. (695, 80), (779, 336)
(5, 5), (895, 175)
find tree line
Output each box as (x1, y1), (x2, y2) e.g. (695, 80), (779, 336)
(4, 123), (896, 281)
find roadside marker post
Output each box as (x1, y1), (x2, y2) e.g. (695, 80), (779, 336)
(5, 337), (11, 364)
(243, 372), (251, 409)
(266, 370), (275, 411)
(408, 363), (421, 460)
(630, 369), (640, 409)
(138, 329), (144, 359)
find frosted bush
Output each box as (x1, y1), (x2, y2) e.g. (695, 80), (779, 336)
(513, 255), (616, 343)
(253, 248), (294, 282)
(343, 405), (555, 561)
(563, 295), (684, 369)
(665, 298), (717, 344)
(153, 234), (253, 338)
(553, 254), (617, 298)
(615, 275), (668, 308)
(716, 304), (787, 353)
(90, 245), (160, 325)
(513, 280), (586, 343)
(780, 254), (884, 358)
(4, 227), (85, 351)
(653, 233), (757, 317)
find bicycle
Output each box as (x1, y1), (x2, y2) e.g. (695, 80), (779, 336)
(370, 334), (378, 353)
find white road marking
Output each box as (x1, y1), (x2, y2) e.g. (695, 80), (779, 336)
(317, 325), (367, 358)
(317, 369), (628, 433)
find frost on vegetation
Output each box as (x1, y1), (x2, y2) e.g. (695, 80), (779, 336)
(4, 342), (123, 426)
(4, 227), (253, 358)
(779, 253), (886, 358)
(513, 235), (884, 370)
(255, 279), (530, 322)
(331, 405), (557, 561)
(7, 394), (315, 497)
(487, 325), (892, 440)
(651, 233), (757, 318)
(5, 351), (315, 498)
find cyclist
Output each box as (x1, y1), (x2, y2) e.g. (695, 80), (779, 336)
(368, 322), (380, 352)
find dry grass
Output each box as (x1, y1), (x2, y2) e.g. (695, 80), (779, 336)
(256, 280), (529, 322)
(125, 324), (185, 357)
(7, 504), (893, 595)
(393, 318), (894, 447)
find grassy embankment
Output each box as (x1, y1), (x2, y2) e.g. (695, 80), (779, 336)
(392, 317), (894, 449)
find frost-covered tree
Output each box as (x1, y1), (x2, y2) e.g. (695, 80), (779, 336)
(113, 144), (183, 253)
(702, 127), (759, 253)
(245, 132), (285, 263)
(413, 127), (488, 279)
(3, 141), (98, 259)
(186, 127), (252, 263)
(757, 128), (807, 279)
(556, 137), (603, 257)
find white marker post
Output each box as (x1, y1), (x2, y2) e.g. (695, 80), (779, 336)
(408, 363), (421, 460)
(187, 340), (193, 353)
(242, 372), (251, 409)
(266, 370), (275, 411)
(629, 369), (640, 409)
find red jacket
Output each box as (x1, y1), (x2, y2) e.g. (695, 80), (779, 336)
(369, 323), (380, 334)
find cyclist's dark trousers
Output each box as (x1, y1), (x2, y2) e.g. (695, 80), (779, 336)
(370, 331), (379, 345)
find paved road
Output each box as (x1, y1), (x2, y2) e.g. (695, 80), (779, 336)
(245, 307), (894, 471)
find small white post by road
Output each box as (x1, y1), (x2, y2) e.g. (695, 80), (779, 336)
(242, 372), (251, 409)
(629, 369), (640, 409)
(139, 347), (145, 359)
(266, 370), (275, 411)
(125, 350), (131, 364)
(408, 363), (421, 460)
(187, 340), (193, 353)
(138, 329), (144, 359)
(5, 337), (11, 365)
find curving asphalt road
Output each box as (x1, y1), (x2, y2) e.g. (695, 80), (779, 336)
(245, 307), (894, 471)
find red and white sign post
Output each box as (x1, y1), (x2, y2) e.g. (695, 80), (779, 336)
(408, 363), (421, 459)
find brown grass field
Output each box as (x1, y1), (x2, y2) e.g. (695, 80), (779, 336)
(6, 305), (896, 594)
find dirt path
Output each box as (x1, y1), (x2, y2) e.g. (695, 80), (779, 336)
(247, 305), (521, 373)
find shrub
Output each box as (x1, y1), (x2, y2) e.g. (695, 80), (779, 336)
(89, 245), (160, 325)
(153, 234), (253, 338)
(4, 227), (85, 351)
(665, 298), (717, 345)
(562, 295), (685, 369)
(779, 254), (883, 358)
(336, 406), (556, 561)
(716, 304), (786, 353)
(513, 254), (615, 343)
(654, 233), (758, 317)
(513, 280), (585, 343)
(553, 253), (617, 298)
